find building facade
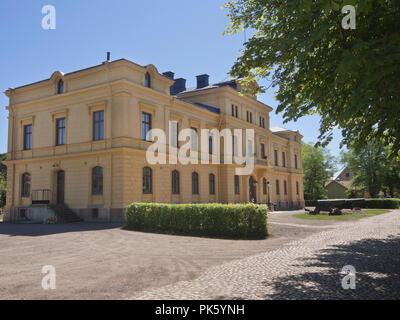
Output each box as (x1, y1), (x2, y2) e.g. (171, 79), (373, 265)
(3, 58), (304, 222)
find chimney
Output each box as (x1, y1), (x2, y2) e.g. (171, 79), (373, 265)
(170, 78), (186, 95)
(196, 74), (209, 89)
(162, 71), (175, 79)
(106, 52), (111, 61)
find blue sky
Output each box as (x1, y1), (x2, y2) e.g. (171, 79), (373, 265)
(0, 0), (345, 159)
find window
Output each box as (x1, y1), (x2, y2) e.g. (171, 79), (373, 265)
(172, 170), (180, 194)
(282, 152), (286, 167)
(276, 180), (280, 195)
(209, 174), (215, 195)
(57, 79), (64, 94)
(233, 135), (238, 157)
(144, 72), (151, 88)
(21, 173), (31, 197)
(261, 143), (266, 159)
(274, 150), (278, 166)
(56, 118), (66, 146)
(345, 172), (350, 178)
(143, 167), (152, 194)
(231, 104), (235, 116)
(92, 166), (103, 195)
(296, 181), (299, 195)
(260, 116), (265, 128)
(235, 106), (238, 118)
(208, 132), (213, 155)
(294, 155), (298, 169)
(246, 111), (252, 123)
(263, 178), (267, 195)
(284, 180), (288, 195)
(93, 111), (104, 141)
(246, 111), (249, 122)
(170, 121), (179, 148)
(24, 124), (32, 150)
(247, 140), (254, 156)
(250, 112), (253, 123)
(234, 175), (240, 194)
(192, 172), (199, 195)
(190, 127), (198, 151)
(142, 112), (152, 141)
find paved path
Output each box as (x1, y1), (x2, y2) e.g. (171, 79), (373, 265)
(133, 210), (400, 300)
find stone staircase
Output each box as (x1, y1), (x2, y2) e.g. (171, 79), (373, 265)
(50, 204), (83, 223)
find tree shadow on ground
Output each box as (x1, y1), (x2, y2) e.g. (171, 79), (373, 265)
(0, 222), (123, 237)
(263, 235), (400, 300)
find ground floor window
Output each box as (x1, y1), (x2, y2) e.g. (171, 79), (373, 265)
(143, 167), (153, 194)
(234, 175), (240, 194)
(192, 172), (199, 195)
(92, 166), (103, 195)
(21, 173), (31, 197)
(172, 170), (180, 194)
(209, 173), (215, 195)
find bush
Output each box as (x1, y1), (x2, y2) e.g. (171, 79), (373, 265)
(125, 202), (268, 239)
(363, 198), (400, 209)
(305, 200), (318, 206)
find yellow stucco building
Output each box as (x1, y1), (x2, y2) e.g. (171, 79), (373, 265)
(3, 58), (304, 223)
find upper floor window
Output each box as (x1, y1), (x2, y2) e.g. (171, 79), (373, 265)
(294, 155), (298, 169)
(274, 150), (278, 166)
(231, 104), (235, 116)
(24, 124), (32, 150)
(144, 72), (151, 88)
(234, 175), (240, 195)
(192, 172), (199, 195)
(170, 121), (179, 148)
(92, 166), (103, 195)
(246, 111), (253, 123)
(209, 173), (215, 195)
(57, 79), (64, 94)
(143, 167), (152, 194)
(282, 152), (286, 167)
(172, 170), (180, 194)
(190, 127), (198, 151)
(208, 132), (213, 155)
(235, 106), (238, 118)
(259, 117), (265, 128)
(56, 118), (66, 146)
(276, 180), (280, 195)
(261, 143), (266, 159)
(142, 112), (152, 141)
(93, 111), (104, 141)
(21, 173), (31, 197)
(233, 135), (238, 157)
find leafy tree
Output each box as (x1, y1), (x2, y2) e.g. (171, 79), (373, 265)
(341, 142), (400, 197)
(302, 142), (337, 200)
(224, 0), (400, 156)
(0, 154), (6, 209)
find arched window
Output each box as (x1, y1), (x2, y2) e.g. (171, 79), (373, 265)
(92, 166), (103, 195)
(172, 170), (180, 194)
(192, 172), (199, 195)
(144, 72), (151, 88)
(57, 79), (64, 94)
(209, 173), (215, 195)
(143, 167), (152, 194)
(263, 178), (267, 195)
(21, 173), (31, 197)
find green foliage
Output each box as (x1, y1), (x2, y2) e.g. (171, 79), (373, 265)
(125, 202), (268, 239)
(224, 0), (400, 156)
(0, 154), (6, 209)
(302, 142), (336, 200)
(341, 141), (400, 197)
(363, 199), (399, 209)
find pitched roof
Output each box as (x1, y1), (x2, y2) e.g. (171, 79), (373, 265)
(179, 100), (220, 114)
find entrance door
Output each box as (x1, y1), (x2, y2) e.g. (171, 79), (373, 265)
(249, 176), (257, 203)
(57, 170), (65, 204)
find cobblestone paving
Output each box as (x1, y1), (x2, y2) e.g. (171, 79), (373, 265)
(133, 210), (400, 300)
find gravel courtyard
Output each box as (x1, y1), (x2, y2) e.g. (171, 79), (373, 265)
(0, 210), (399, 299)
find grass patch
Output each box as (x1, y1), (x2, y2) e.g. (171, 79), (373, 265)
(293, 209), (391, 221)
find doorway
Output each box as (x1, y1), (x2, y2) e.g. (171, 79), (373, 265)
(249, 176), (257, 203)
(56, 170), (65, 204)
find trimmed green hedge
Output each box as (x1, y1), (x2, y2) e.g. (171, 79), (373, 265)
(363, 199), (399, 209)
(125, 203), (268, 239)
(305, 198), (399, 209)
